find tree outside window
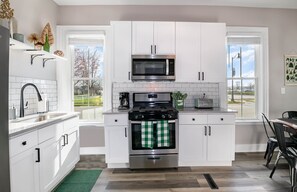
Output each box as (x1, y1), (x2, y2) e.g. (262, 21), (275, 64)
(72, 45), (104, 122)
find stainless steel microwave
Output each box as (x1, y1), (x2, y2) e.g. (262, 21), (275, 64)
(131, 55), (175, 81)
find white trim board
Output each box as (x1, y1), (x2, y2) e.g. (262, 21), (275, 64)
(80, 147), (106, 155)
(235, 144), (267, 152)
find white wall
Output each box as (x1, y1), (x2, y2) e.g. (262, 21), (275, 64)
(57, 5), (297, 150)
(9, 0), (58, 80)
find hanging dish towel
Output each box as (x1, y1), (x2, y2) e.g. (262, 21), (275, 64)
(141, 121), (154, 149)
(157, 120), (170, 147)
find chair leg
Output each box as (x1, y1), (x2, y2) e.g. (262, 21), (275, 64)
(291, 167), (297, 192)
(266, 143), (278, 166)
(264, 143), (269, 159)
(270, 151), (282, 178)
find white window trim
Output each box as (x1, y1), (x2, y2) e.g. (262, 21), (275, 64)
(227, 27), (269, 123)
(56, 26), (112, 122)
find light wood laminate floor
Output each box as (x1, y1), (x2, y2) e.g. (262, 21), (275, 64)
(77, 153), (293, 192)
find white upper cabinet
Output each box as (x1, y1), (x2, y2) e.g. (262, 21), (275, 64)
(175, 22), (226, 83)
(201, 23), (226, 83)
(175, 22), (201, 82)
(132, 21), (175, 55)
(111, 21), (132, 82)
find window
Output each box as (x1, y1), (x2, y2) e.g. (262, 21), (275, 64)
(226, 27), (269, 121)
(70, 36), (105, 122)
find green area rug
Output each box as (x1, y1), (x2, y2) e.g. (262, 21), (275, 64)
(53, 170), (102, 192)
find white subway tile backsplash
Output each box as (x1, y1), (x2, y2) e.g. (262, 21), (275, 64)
(9, 76), (58, 116)
(112, 82), (219, 109)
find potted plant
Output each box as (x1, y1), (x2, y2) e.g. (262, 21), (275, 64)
(171, 91), (187, 109)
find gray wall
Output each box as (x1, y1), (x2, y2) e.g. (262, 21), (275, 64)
(58, 5), (297, 148)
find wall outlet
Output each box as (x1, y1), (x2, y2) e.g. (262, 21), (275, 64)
(281, 87), (286, 94)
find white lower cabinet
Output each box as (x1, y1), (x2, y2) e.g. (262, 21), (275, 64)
(10, 116), (79, 192)
(179, 113), (235, 166)
(10, 147), (40, 192)
(104, 114), (129, 167)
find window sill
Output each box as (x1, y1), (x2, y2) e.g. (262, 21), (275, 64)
(78, 121), (104, 127)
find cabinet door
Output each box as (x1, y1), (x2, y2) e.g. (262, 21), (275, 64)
(132, 21), (154, 54)
(175, 22), (201, 82)
(10, 148), (39, 192)
(207, 124), (233, 161)
(105, 125), (128, 163)
(153, 22), (175, 55)
(112, 21), (132, 82)
(39, 138), (61, 192)
(61, 127), (80, 175)
(179, 125), (207, 166)
(201, 23), (226, 82)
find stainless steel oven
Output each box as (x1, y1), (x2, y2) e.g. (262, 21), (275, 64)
(131, 55), (175, 81)
(128, 92), (179, 169)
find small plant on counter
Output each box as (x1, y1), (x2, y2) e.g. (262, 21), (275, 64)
(171, 91), (188, 100)
(171, 91), (187, 109)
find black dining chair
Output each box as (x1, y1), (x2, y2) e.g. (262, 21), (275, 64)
(283, 111), (297, 119)
(261, 113), (278, 166)
(270, 122), (297, 192)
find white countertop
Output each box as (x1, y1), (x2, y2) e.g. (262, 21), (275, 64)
(9, 112), (79, 137)
(103, 107), (237, 115)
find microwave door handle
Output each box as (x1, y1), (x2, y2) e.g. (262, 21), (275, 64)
(166, 59), (169, 75)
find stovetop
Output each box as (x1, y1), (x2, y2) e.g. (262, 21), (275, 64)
(129, 105), (178, 121)
(128, 92), (178, 121)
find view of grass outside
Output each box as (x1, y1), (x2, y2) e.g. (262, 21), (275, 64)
(72, 44), (104, 122)
(227, 44), (257, 120)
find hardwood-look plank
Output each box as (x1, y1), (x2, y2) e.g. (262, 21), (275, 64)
(85, 153), (293, 192)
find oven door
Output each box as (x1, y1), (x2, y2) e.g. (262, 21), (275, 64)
(129, 119), (178, 155)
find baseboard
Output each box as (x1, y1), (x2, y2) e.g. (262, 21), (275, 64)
(235, 144), (267, 152)
(80, 147), (105, 155)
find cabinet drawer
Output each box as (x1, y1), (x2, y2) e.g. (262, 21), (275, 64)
(64, 116), (79, 132)
(208, 114), (235, 124)
(105, 114), (128, 126)
(38, 123), (63, 144)
(179, 114), (207, 125)
(10, 130), (38, 157)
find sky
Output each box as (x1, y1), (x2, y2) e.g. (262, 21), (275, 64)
(227, 44), (256, 87)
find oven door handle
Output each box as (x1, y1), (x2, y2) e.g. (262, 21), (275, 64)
(130, 120), (176, 124)
(166, 59), (169, 75)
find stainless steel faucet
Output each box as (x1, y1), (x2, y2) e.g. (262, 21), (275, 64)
(19, 83), (43, 118)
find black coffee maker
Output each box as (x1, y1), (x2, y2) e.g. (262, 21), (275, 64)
(118, 92), (130, 110)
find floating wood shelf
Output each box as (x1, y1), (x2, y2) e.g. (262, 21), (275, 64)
(9, 38), (67, 67)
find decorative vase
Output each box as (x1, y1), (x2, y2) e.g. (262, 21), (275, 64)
(43, 34), (50, 52)
(174, 99), (184, 109)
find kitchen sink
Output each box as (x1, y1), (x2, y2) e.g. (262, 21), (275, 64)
(11, 113), (67, 123)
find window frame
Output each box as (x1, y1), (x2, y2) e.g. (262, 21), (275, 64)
(56, 26), (112, 125)
(226, 27), (269, 123)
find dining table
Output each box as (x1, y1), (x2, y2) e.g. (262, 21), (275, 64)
(271, 118), (297, 135)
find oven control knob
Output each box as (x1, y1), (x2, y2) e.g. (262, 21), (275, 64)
(141, 115), (144, 119)
(162, 114), (166, 119)
(168, 114), (172, 118)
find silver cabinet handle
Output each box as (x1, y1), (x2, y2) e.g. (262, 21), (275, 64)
(154, 45), (157, 54)
(128, 72), (131, 80)
(198, 72), (200, 80)
(166, 59), (169, 75)
(151, 45), (153, 54)
(204, 126), (207, 136)
(125, 127), (127, 138)
(202, 72), (205, 81)
(209, 126), (211, 136)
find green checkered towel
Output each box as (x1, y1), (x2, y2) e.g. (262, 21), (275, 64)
(157, 120), (170, 147)
(141, 121), (154, 149)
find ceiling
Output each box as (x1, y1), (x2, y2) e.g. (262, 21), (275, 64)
(52, 0), (297, 9)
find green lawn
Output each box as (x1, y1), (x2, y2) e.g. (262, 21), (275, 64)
(74, 95), (103, 106)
